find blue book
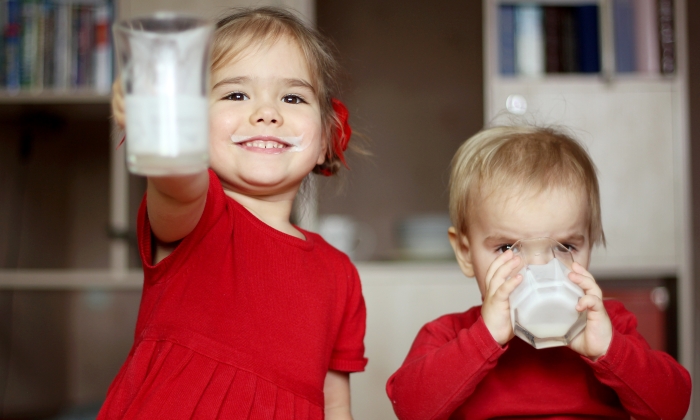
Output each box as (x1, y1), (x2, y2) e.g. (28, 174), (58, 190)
(5, 0), (21, 91)
(575, 5), (600, 73)
(613, 0), (636, 73)
(499, 4), (516, 75)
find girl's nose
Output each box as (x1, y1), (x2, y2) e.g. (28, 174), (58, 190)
(250, 103), (283, 126)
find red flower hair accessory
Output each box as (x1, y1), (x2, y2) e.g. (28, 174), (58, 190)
(331, 97), (352, 167)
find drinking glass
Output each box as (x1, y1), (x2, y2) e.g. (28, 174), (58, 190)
(113, 13), (214, 175)
(509, 237), (586, 349)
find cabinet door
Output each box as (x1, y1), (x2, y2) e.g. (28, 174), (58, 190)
(488, 82), (677, 273)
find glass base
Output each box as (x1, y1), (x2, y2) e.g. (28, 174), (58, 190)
(514, 311), (587, 349)
(127, 153), (208, 176)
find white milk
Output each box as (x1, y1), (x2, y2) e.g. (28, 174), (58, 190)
(510, 258), (586, 349)
(125, 95), (209, 175)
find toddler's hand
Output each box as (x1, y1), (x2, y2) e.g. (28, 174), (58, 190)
(567, 262), (612, 360)
(111, 78), (125, 128)
(481, 250), (523, 346)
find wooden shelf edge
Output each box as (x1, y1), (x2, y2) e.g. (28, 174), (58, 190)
(0, 91), (111, 104)
(0, 261), (679, 290)
(0, 269), (144, 290)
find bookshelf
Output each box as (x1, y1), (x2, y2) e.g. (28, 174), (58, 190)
(484, 0), (692, 394)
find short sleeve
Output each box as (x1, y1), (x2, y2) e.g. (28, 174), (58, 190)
(137, 169), (227, 278)
(329, 263), (368, 372)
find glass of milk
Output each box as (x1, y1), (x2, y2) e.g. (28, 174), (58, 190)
(113, 13), (214, 175)
(508, 237), (586, 349)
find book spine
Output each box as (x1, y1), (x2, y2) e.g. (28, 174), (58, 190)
(77, 4), (93, 87)
(559, 6), (578, 73)
(53, 0), (69, 90)
(5, 0), (20, 90)
(575, 5), (600, 73)
(544, 6), (562, 73)
(634, 0), (660, 74)
(20, 0), (37, 89)
(658, 0), (675, 74)
(33, 0), (43, 90)
(70, 2), (79, 87)
(93, 0), (110, 93)
(514, 4), (544, 76)
(498, 4), (515, 75)
(0, 0), (6, 86)
(613, 0), (636, 73)
(42, 0), (54, 88)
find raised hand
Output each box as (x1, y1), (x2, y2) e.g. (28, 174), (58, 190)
(481, 250), (524, 345)
(567, 262), (612, 360)
(111, 78), (125, 128)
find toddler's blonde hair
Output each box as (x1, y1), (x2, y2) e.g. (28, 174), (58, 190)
(449, 125), (605, 246)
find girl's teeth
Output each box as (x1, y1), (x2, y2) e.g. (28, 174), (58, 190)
(247, 140), (285, 149)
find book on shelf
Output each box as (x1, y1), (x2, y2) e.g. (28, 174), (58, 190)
(1, 0), (114, 94)
(559, 6), (578, 73)
(658, 0), (675, 74)
(613, 0), (636, 73)
(514, 4), (544, 76)
(634, 0), (660, 74)
(498, 4), (516, 75)
(499, 3), (600, 76)
(574, 5), (600, 73)
(497, 1), (674, 76)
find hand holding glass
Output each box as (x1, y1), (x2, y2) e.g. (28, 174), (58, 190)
(509, 237), (586, 349)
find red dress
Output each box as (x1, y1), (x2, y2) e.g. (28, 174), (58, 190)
(98, 170), (368, 419)
(386, 301), (691, 420)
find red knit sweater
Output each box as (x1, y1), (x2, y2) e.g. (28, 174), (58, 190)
(98, 170), (367, 419)
(386, 300), (690, 420)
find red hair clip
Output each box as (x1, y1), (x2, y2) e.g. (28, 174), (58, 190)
(320, 98), (352, 176)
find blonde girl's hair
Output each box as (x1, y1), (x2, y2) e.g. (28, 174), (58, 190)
(212, 7), (347, 176)
(448, 125), (606, 247)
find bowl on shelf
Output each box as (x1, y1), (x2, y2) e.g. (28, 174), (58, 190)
(396, 213), (454, 260)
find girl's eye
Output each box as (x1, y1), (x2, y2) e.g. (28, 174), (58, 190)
(224, 92), (248, 101)
(282, 94), (306, 104)
(496, 244), (514, 254)
(562, 243), (577, 252)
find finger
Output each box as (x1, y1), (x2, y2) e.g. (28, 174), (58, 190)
(575, 294), (605, 313)
(487, 254), (521, 298)
(568, 263), (602, 299)
(484, 250), (514, 284)
(493, 273), (523, 302)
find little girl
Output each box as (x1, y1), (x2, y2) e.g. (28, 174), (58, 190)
(100, 7), (367, 419)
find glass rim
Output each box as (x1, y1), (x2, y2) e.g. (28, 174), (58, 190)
(114, 12), (213, 34)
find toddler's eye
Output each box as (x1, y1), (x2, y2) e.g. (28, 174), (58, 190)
(496, 244), (514, 254)
(224, 92), (248, 101)
(282, 94), (306, 104)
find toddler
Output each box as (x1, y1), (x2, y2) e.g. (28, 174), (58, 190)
(100, 7), (366, 419)
(386, 125), (691, 419)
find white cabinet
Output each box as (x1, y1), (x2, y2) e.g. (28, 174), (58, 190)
(483, 0), (692, 384)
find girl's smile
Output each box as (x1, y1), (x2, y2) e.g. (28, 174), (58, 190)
(230, 134), (308, 153)
(208, 37), (325, 194)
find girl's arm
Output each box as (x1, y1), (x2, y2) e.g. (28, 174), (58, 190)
(324, 370), (353, 420)
(112, 78), (209, 247)
(146, 174), (209, 244)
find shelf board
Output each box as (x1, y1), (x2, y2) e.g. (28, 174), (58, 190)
(0, 262), (678, 290)
(0, 90), (111, 104)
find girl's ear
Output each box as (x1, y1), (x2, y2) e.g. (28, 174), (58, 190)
(448, 227), (475, 278)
